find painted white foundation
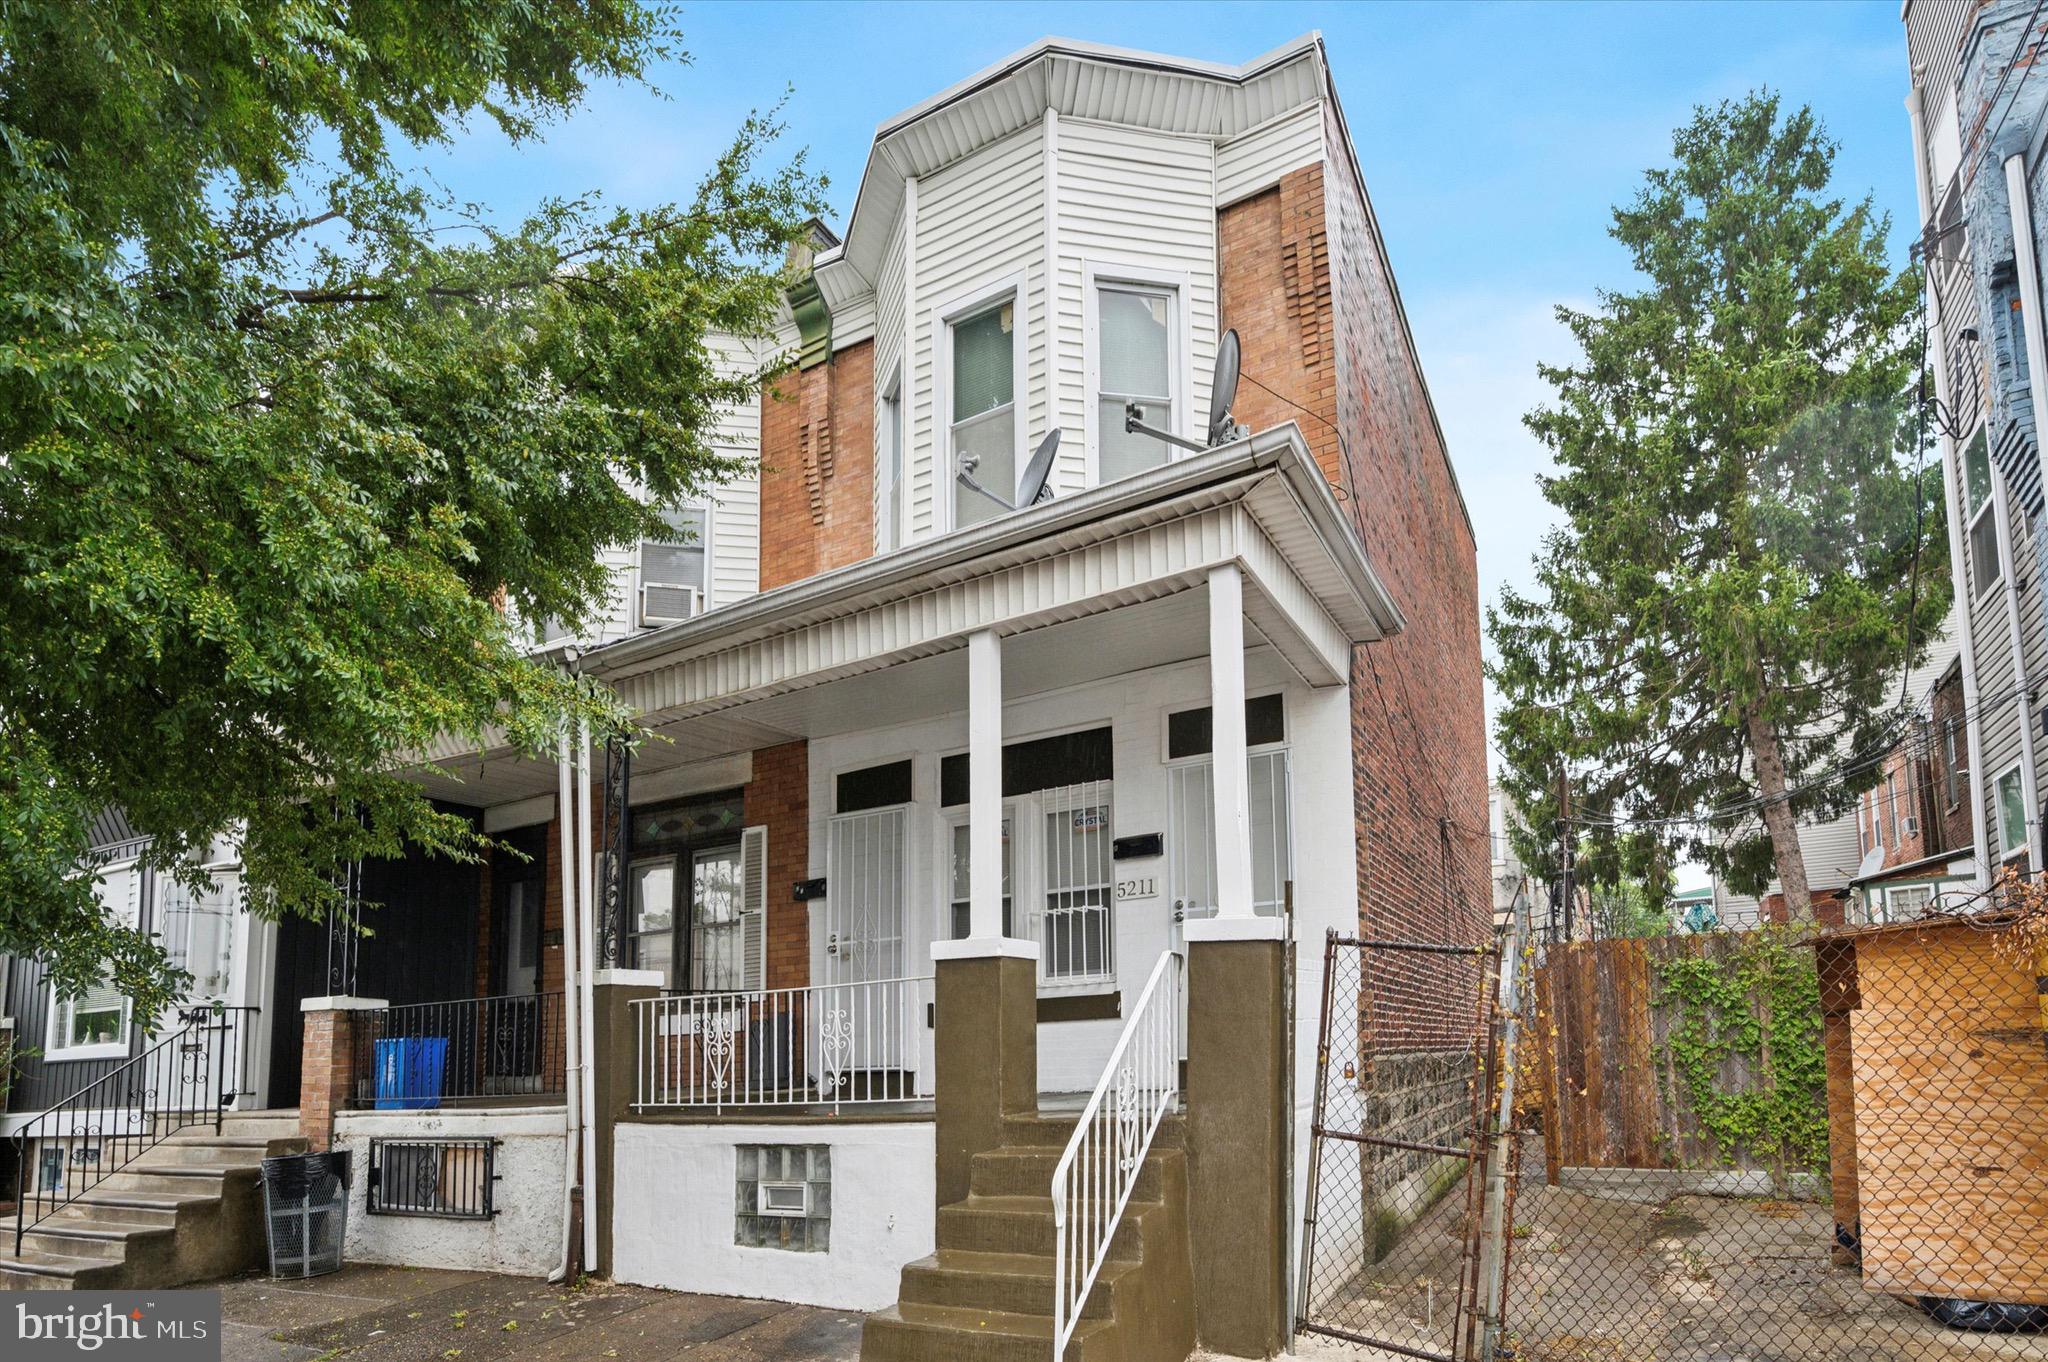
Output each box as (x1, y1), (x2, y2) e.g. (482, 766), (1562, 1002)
(611, 1120), (936, 1311)
(333, 1106), (565, 1278)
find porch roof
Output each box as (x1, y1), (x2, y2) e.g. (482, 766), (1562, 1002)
(419, 424), (1396, 801)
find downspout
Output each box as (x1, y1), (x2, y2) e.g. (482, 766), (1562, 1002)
(2003, 140), (2048, 870)
(1910, 84), (1996, 886)
(575, 716), (599, 1273)
(550, 725), (585, 1282)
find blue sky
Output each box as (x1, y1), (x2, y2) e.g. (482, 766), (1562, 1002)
(416, 0), (1917, 737)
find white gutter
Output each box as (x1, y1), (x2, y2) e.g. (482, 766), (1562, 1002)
(549, 730), (584, 1283)
(1911, 84), (1995, 887)
(583, 424), (1401, 680)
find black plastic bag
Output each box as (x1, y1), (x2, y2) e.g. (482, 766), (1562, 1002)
(1921, 1297), (2048, 1333)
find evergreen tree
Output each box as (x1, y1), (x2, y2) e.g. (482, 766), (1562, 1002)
(1490, 93), (1946, 920)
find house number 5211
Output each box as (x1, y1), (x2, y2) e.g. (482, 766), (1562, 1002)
(1115, 877), (1159, 902)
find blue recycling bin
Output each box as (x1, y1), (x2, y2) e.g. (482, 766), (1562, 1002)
(372, 1036), (448, 1110)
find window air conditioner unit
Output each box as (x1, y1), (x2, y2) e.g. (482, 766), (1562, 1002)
(1902, 816), (1920, 838)
(639, 582), (701, 629)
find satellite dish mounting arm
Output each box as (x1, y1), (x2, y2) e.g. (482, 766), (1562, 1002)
(1122, 403), (1214, 455)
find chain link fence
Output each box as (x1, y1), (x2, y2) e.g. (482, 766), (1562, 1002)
(1300, 907), (2048, 1360)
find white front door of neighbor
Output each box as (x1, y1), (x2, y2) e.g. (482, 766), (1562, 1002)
(824, 807), (908, 987)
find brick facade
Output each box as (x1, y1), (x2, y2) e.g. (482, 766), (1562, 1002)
(1220, 159), (1490, 958)
(760, 342), (876, 590)
(742, 741), (812, 990)
(296, 1007), (355, 1152)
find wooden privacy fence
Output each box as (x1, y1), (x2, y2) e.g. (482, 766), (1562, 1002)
(1530, 929), (1828, 1183)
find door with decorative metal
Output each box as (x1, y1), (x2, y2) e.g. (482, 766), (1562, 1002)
(823, 807), (910, 1083)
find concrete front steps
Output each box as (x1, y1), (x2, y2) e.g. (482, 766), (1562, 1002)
(0, 1110), (304, 1290)
(862, 1113), (1194, 1362)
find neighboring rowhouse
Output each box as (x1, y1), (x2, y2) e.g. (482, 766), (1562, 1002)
(1904, 0), (2048, 889)
(4, 34), (1488, 1359)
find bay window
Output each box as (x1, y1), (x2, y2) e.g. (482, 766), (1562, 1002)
(949, 297), (1018, 529)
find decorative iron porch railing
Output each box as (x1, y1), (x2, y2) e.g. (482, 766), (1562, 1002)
(631, 975), (936, 1114)
(10, 1004), (256, 1254)
(344, 993), (566, 1109)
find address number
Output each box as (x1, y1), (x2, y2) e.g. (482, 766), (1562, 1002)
(1115, 876), (1159, 902)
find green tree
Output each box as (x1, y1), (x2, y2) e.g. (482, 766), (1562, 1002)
(1490, 93), (1946, 922)
(0, 1), (823, 1015)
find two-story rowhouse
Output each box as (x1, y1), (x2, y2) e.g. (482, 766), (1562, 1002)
(1902, 0), (2048, 895)
(3, 35), (1486, 1361)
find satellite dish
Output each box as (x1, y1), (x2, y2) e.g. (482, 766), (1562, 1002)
(956, 429), (1061, 514)
(1207, 329), (1246, 446)
(1854, 845), (1884, 882)
(1018, 429), (1060, 506)
(1125, 328), (1251, 453)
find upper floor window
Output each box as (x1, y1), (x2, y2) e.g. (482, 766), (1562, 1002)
(1943, 716), (1964, 810)
(877, 372), (903, 553)
(639, 506), (707, 627)
(1997, 763), (2028, 858)
(1963, 432), (2000, 600)
(949, 297), (1018, 529)
(1095, 281), (1179, 484)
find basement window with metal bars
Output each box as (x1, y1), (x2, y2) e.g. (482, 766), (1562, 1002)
(366, 1138), (500, 1220)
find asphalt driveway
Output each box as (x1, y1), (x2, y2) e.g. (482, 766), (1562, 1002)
(220, 1265), (863, 1362)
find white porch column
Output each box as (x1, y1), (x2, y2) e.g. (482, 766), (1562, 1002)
(1189, 563), (1282, 942)
(936, 628), (1036, 960)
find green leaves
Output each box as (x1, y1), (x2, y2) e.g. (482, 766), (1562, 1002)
(0, 0), (823, 1012)
(1490, 93), (1947, 904)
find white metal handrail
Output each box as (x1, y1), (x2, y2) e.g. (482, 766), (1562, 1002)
(631, 974), (934, 1114)
(1050, 949), (1181, 1360)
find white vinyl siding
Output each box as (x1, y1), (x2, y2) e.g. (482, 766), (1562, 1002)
(1052, 120), (1217, 500)
(1215, 104), (1325, 207)
(910, 125), (1045, 540)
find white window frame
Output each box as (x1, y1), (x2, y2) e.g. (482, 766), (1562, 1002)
(876, 366), (903, 554)
(47, 858), (140, 1062)
(934, 274), (1028, 535)
(629, 854), (680, 988)
(1162, 692), (1295, 920)
(637, 503), (712, 628)
(1996, 762), (2028, 858)
(1083, 262), (1194, 491)
(1962, 434), (2002, 603)
(943, 806), (1014, 943)
(1943, 716), (1965, 812)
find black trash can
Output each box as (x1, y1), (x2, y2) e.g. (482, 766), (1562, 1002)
(260, 1149), (351, 1279)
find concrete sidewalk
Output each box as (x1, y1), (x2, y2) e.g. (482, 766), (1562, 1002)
(220, 1265), (863, 1362)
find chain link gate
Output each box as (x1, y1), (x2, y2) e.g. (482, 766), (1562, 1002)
(1297, 924), (1520, 1361)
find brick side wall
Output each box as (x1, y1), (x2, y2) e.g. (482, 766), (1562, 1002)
(759, 343), (876, 591)
(742, 742), (812, 990)
(1220, 159), (1489, 966)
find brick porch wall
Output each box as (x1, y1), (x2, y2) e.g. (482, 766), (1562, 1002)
(742, 741), (811, 990)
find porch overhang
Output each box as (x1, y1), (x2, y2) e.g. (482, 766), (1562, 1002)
(418, 423), (1396, 792)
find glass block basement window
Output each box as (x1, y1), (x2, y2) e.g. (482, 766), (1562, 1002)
(735, 1144), (830, 1251)
(367, 1138), (498, 1219)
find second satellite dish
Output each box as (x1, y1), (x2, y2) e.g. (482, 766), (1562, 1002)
(1125, 327), (1250, 453)
(956, 429), (1060, 513)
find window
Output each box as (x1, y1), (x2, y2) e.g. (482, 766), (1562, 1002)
(689, 845), (746, 993)
(1041, 786), (1115, 981)
(50, 862), (138, 1060)
(367, 1138), (498, 1219)
(1964, 433), (2001, 599)
(949, 298), (1018, 529)
(735, 1145), (830, 1251)
(629, 857), (677, 985)
(639, 506), (708, 626)
(1887, 771), (1902, 847)
(1881, 883), (1935, 924)
(1165, 695), (1287, 760)
(159, 862), (238, 1005)
(1944, 717), (1965, 810)
(1997, 765), (2028, 857)
(1096, 282), (1177, 483)
(836, 760), (911, 815)
(947, 814), (1014, 940)
(877, 373), (903, 552)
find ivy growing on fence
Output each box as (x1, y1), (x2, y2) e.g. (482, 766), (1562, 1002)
(1653, 926), (1830, 1176)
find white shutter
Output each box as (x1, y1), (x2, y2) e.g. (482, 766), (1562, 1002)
(740, 825), (768, 990)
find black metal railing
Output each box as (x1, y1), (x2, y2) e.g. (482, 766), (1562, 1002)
(366, 1136), (500, 1219)
(10, 1004), (256, 1255)
(345, 993), (565, 1110)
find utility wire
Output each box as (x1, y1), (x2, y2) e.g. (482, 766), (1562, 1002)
(1984, 1), (2048, 161)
